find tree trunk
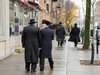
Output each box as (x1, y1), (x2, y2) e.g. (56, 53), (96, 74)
(83, 0), (91, 49)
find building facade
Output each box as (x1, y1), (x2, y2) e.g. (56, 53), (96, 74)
(0, 0), (62, 59)
(39, 0), (51, 28)
(39, 0), (60, 28)
(0, 0), (48, 59)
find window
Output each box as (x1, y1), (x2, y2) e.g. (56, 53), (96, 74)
(46, 4), (49, 14)
(14, 1), (19, 36)
(24, 7), (30, 26)
(33, 10), (35, 19)
(30, 9), (33, 19)
(9, 0), (33, 36)
(19, 3), (24, 35)
(9, 0), (14, 36)
(36, 12), (38, 26)
(0, 0), (3, 35)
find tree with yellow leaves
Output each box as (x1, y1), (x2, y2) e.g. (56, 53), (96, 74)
(61, 0), (76, 26)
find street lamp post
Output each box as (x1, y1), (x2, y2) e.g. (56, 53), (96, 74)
(78, 8), (80, 29)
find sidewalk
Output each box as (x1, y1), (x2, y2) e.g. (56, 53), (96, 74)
(67, 37), (100, 75)
(0, 38), (68, 75)
(0, 37), (100, 75)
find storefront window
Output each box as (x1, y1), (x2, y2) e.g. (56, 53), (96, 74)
(33, 10), (38, 26)
(19, 4), (24, 35)
(9, 0), (39, 36)
(24, 7), (30, 26)
(33, 10), (36, 19)
(9, 0), (14, 36)
(0, 0), (3, 35)
(30, 9), (33, 19)
(14, 1), (20, 36)
(36, 12), (38, 26)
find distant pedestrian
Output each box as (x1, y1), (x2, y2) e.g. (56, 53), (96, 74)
(21, 19), (41, 73)
(56, 22), (66, 46)
(49, 23), (53, 29)
(68, 23), (80, 47)
(67, 24), (70, 34)
(71, 25), (73, 30)
(39, 20), (54, 71)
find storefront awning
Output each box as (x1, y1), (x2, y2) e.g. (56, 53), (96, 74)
(28, 1), (48, 14)
(20, 0), (28, 5)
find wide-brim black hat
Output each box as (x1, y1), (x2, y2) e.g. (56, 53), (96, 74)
(42, 20), (50, 26)
(29, 19), (37, 24)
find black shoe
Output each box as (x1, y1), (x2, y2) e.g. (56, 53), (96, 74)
(51, 67), (54, 70)
(40, 69), (44, 71)
(58, 44), (59, 46)
(31, 70), (37, 73)
(74, 45), (77, 47)
(60, 42), (63, 46)
(25, 68), (30, 71)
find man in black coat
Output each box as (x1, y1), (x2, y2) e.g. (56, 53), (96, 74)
(39, 20), (54, 71)
(21, 19), (41, 73)
(68, 23), (80, 46)
(56, 22), (66, 46)
(49, 23), (53, 29)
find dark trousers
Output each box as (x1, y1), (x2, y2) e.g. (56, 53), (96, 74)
(74, 39), (78, 46)
(74, 42), (78, 46)
(26, 63), (37, 71)
(40, 58), (53, 70)
(58, 41), (63, 46)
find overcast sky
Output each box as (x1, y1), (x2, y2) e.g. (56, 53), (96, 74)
(70, 0), (82, 8)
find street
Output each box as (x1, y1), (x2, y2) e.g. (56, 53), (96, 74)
(0, 37), (100, 75)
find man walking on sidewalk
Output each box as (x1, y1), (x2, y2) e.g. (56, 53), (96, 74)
(39, 20), (54, 71)
(49, 23), (53, 29)
(21, 19), (41, 73)
(56, 22), (66, 46)
(68, 23), (80, 47)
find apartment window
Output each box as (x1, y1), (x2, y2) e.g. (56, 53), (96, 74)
(0, 0), (4, 35)
(46, 4), (49, 14)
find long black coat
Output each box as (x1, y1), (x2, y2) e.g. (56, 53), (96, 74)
(22, 25), (41, 63)
(39, 27), (54, 58)
(68, 27), (80, 42)
(49, 25), (53, 29)
(56, 25), (66, 41)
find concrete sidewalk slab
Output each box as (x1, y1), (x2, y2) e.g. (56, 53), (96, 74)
(0, 39), (68, 75)
(67, 37), (100, 75)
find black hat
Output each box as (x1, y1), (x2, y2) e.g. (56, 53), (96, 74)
(59, 22), (62, 24)
(29, 19), (37, 24)
(42, 20), (50, 26)
(42, 20), (47, 24)
(50, 22), (53, 24)
(74, 23), (77, 27)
